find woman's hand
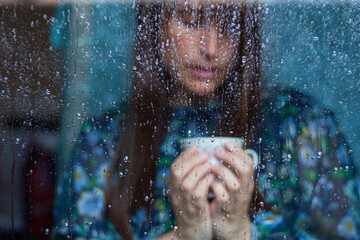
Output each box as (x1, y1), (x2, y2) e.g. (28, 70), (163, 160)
(210, 142), (255, 240)
(169, 147), (214, 239)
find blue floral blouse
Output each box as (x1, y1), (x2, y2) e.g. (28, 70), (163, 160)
(52, 88), (360, 239)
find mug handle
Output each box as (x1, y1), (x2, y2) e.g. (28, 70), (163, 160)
(245, 149), (259, 170)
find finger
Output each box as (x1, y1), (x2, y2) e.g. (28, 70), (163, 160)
(193, 173), (215, 204)
(171, 149), (208, 180)
(211, 165), (239, 193)
(214, 146), (253, 176)
(181, 146), (199, 159)
(224, 141), (238, 152)
(224, 142), (254, 170)
(211, 180), (230, 203)
(182, 161), (211, 193)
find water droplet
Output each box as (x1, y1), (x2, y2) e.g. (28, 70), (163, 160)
(213, 222), (217, 228)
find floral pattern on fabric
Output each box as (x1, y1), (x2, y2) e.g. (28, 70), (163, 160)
(52, 89), (360, 239)
(255, 89), (359, 239)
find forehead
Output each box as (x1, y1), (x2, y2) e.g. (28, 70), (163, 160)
(165, 0), (244, 13)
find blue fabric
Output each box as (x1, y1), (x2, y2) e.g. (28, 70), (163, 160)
(52, 88), (360, 239)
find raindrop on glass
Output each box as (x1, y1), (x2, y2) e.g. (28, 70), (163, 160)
(213, 222), (217, 228)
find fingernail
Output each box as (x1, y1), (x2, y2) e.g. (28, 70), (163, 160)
(199, 152), (208, 159)
(204, 161), (211, 168)
(216, 148), (224, 155)
(207, 173), (215, 182)
(190, 146), (198, 152)
(226, 142), (236, 149)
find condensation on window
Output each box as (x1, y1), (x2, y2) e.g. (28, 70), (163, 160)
(0, 0), (359, 239)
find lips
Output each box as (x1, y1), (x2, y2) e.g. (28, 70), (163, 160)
(188, 65), (217, 80)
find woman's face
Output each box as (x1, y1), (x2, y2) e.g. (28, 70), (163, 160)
(161, 1), (242, 95)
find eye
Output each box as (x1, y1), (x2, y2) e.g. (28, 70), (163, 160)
(217, 10), (241, 37)
(184, 19), (198, 28)
(181, 11), (201, 29)
(172, 6), (204, 30)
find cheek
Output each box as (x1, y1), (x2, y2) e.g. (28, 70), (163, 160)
(161, 27), (192, 77)
(173, 30), (198, 60)
(164, 27), (185, 60)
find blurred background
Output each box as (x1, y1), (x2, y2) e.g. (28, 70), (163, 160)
(0, 0), (359, 239)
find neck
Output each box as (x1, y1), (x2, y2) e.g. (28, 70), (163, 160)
(169, 83), (221, 108)
(170, 90), (220, 108)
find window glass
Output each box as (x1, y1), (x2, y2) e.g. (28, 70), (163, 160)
(0, 0), (359, 239)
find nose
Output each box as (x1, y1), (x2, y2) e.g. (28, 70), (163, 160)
(201, 27), (218, 60)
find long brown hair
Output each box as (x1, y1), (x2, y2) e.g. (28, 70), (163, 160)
(106, 2), (263, 239)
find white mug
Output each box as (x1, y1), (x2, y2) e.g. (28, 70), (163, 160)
(180, 137), (259, 169)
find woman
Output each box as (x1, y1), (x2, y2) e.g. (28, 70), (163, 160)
(53, 0), (360, 239)
(106, 1), (261, 239)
